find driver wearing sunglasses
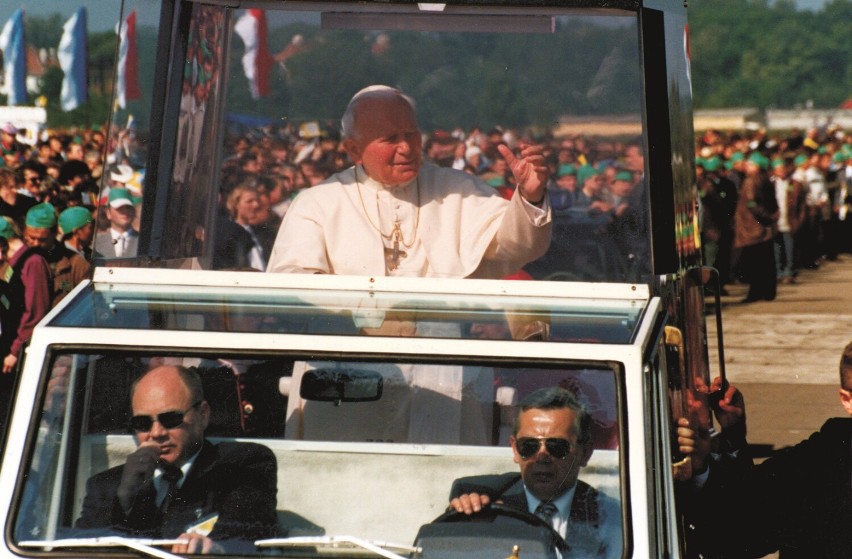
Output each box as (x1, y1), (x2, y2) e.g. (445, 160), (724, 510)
(448, 387), (622, 558)
(76, 365), (278, 554)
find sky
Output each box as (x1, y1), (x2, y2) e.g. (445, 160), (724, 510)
(0, 1), (160, 33)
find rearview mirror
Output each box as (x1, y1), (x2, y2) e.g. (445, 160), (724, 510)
(300, 368), (383, 404)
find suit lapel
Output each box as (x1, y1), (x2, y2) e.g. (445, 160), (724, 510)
(178, 440), (218, 499)
(568, 480), (600, 526)
(565, 480), (604, 555)
(498, 477), (529, 512)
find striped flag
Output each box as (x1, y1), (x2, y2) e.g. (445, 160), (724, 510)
(234, 9), (273, 100)
(58, 7), (89, 111)
(116, 9), (141, 108)
(0, 8), (28, 106)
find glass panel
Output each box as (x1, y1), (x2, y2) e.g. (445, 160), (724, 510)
(141, 2), (646, 281)
(96, 0), (162, 259)
(162, 4), (229, 261)
(50, 281), (646, 344)
(14, 350), (624, 557)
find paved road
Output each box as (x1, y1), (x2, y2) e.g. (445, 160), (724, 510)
(706, 253), (851, 454)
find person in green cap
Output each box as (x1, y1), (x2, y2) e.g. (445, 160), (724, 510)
(795, 151), (829, 269)
(734, 152), (779, 303)
(2, 215), (52, 376)
(574, 164), (611, 213)
(698, 156), (738, 292)
(23, 202), (90, 307)
(550, 163), (577, 211)
(94, 188), (139, 259)
(59, 206), (95, 260)
(724, 151), (746, 192)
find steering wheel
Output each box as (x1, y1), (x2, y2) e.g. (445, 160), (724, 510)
(429, 503), (568, 551)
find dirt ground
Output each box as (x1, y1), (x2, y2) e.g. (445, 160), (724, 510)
(707, 253), (852, 453)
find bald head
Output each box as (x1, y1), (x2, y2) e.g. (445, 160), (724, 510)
(341, 85), (416, 141)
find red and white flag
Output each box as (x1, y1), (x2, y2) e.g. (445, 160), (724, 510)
(116, 9), (141, 108)
(234, 9), (274, 100)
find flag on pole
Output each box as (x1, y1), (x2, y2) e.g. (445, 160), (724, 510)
(234, 9), (273, 100)
(58, 7), (88, 111)
(116, 9), (141, 109)
(0, 8), (28, 106)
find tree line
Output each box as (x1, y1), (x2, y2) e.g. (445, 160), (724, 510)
(689, 0), (852, 110)
(3, 1), (850, 129)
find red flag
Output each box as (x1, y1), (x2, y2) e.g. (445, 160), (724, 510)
(117, 9), (141, 108)
(234, 9), (274, 99)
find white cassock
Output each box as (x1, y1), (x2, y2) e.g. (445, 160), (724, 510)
(266, 162), (551, 278)
(269, 163), (552, 444)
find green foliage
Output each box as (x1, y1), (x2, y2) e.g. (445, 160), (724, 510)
(225, 20), (642, 131)
(25, 13), (64, 49)
(689, 0), (852, 109)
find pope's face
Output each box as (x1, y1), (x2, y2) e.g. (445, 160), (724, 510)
(510, 407), (593, 502)
(344, 95), (422, 186)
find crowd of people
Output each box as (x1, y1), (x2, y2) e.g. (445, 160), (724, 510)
(696, 125), (852, 302)
(214, 110), (647, 279)
(2, 95), (850, 556)
(2, 108), (852, 375)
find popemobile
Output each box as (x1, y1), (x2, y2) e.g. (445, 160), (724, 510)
(0, 1), (731, 558)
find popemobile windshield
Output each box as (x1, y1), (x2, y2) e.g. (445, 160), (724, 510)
(0, 1), (731, 558)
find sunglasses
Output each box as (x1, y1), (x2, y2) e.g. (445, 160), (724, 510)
(130, 401), (202, 433)
(515, 437), (572, 460)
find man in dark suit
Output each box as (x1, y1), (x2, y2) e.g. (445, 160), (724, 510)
(448, 387), (622, 558)
(93, 188), (139, 259)
(682, 341), (852, 558)
(75, 365), (278, 554)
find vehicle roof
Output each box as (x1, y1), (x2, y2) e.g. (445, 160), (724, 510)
(49, 268), (650, 344)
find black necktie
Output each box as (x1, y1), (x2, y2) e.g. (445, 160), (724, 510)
(159, 465), (183, 515)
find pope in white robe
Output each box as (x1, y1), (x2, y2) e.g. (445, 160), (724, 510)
(266, 85), (552, 278)
(267, 85), (553, 445)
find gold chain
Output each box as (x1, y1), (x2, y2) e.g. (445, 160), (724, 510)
(355, 166), (420, 249)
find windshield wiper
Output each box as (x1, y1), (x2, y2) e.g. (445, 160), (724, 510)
(19, 536), (185, 559)
(256, 535), (421, 559)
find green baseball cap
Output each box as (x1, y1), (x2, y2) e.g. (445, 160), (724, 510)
(614, 170), (634, 182)
(698, 156), (723, 172)
(25, 202), (57, 229)
(58, 206), (94, 235)
(747, 152), (770, 170)
(484, 176), (506, 188)
(108, 187), (136, 208)
(577, 164), (599, 185)
(0, 217), (15, 240)
(556, 163), (576, 177)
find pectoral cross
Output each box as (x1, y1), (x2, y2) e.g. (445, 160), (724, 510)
(383, 221), (407, 271)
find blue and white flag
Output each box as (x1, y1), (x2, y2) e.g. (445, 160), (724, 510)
(0, 9), (28, 106)
(58, 7), (88, 111)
